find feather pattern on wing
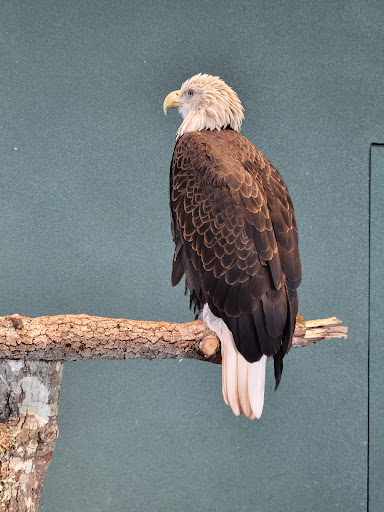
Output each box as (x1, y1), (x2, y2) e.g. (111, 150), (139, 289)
(169, 128), (301, 413)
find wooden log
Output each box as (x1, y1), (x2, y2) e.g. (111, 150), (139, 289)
(0, 312), (347, 511)
(0, 360), (62, 511)
(0, 314), (347, 363)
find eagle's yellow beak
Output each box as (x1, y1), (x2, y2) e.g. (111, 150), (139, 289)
(163, 90), (183, 115)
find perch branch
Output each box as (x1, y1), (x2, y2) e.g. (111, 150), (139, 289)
(0, 313), (347, 363)
(0, 312), (347, 511)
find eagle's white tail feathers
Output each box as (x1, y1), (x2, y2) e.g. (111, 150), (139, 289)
(221, 327), (241, 416)
(203, 304), (267, 420)
(247, 355), (267, 419)
(237, 351), (254, 419)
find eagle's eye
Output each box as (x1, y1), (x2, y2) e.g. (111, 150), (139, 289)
(188, 89), (194, 97)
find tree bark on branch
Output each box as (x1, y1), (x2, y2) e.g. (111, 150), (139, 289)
(0, 313), (347, 511)
(0, 313), (347, 363)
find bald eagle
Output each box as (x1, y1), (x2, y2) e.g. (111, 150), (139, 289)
(163, 74), (301, 419)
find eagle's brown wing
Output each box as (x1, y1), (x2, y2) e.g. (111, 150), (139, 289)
(170, 129), (301, 387)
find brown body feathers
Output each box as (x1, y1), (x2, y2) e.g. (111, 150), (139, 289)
(169, 129), (301, 388)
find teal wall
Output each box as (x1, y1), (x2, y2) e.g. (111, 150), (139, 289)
(370, 145), (384, 511)
(1, 0), (383, 510)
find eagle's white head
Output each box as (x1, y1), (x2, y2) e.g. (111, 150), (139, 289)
(163, 73), (244, 139)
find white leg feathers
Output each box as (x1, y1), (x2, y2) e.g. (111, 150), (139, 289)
(203, 304), (267, 420)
